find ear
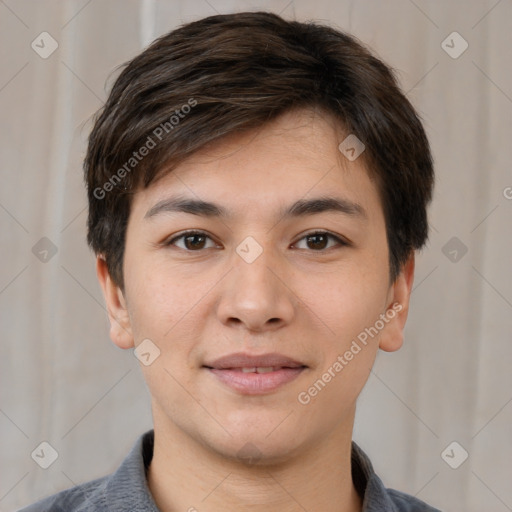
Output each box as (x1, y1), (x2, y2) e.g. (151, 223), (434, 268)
(378, 252), (415, 353)
(96, 256), (134, 349)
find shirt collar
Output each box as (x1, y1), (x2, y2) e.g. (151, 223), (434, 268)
(351, 441), (401, 511)
(105, 430), (399, 511)
(104, 430), (160, 511)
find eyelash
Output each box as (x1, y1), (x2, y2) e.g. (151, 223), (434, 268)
(164, 230), (349, 252)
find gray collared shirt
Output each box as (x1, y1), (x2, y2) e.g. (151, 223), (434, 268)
(19, 430), (442, 511)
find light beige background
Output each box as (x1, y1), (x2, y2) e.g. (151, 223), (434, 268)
(1, 1), (511, 511)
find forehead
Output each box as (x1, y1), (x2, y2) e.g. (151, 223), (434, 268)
(130, 108), (383, 224)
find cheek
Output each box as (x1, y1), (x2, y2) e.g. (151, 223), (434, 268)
(305, 264), (389, 347)
(125, 256), (204, 340)
(296, 277), (385, 420)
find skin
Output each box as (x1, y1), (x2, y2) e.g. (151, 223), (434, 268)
(97, 107), (415, 512)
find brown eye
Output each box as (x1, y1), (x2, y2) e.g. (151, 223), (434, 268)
(294, 231), (347, 251)
(165, 230), (347, 252)
(166, 231), (216, 251)
(306, 233), (329, 250)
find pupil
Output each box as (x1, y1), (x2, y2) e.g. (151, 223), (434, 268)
(308, 234), (327, 250)
(186, 235), (205, 250)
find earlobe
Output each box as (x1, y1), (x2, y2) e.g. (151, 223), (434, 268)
(96, 256), (134, 350)
(378, 253), (415, 353)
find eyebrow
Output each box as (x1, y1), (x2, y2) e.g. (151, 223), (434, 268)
(144, 194), (367, 221)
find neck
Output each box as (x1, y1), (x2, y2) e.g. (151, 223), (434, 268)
(147, 408), (362, 512)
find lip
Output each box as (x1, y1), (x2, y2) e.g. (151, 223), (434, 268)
(203, 352), (307, 395)
(203, 352), (306, 370)
(206, 367), (306, 395)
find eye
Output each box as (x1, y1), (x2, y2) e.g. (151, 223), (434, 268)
(164, 230), (348, 252)
(165, 230), (218, 251)
(293, 231), (348, 251)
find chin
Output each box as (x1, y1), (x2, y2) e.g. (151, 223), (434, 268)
(224, 439), (301, 468)
(209, 422), (305, 467)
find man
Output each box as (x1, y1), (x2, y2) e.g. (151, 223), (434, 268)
(21, 11), (440, 512)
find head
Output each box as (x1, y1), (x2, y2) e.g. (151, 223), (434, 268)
(86, 12), (433, 463)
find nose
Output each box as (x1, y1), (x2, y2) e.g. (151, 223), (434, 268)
(215, 240), (295, 333)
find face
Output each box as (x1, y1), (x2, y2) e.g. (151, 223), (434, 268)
(98, 107), (414, 464)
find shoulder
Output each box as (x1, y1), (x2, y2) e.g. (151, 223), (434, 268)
(386, 488), (442, 511)
(17, 430), (157, 512)
(17, 475), (109, 512)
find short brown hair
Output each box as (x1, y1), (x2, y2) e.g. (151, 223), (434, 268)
(85, 11), (434, 290)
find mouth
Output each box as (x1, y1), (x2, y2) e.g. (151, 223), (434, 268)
(203, 366), (307, 395)
(202, 352), (308, 395)
(203, 366), (305, 373)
